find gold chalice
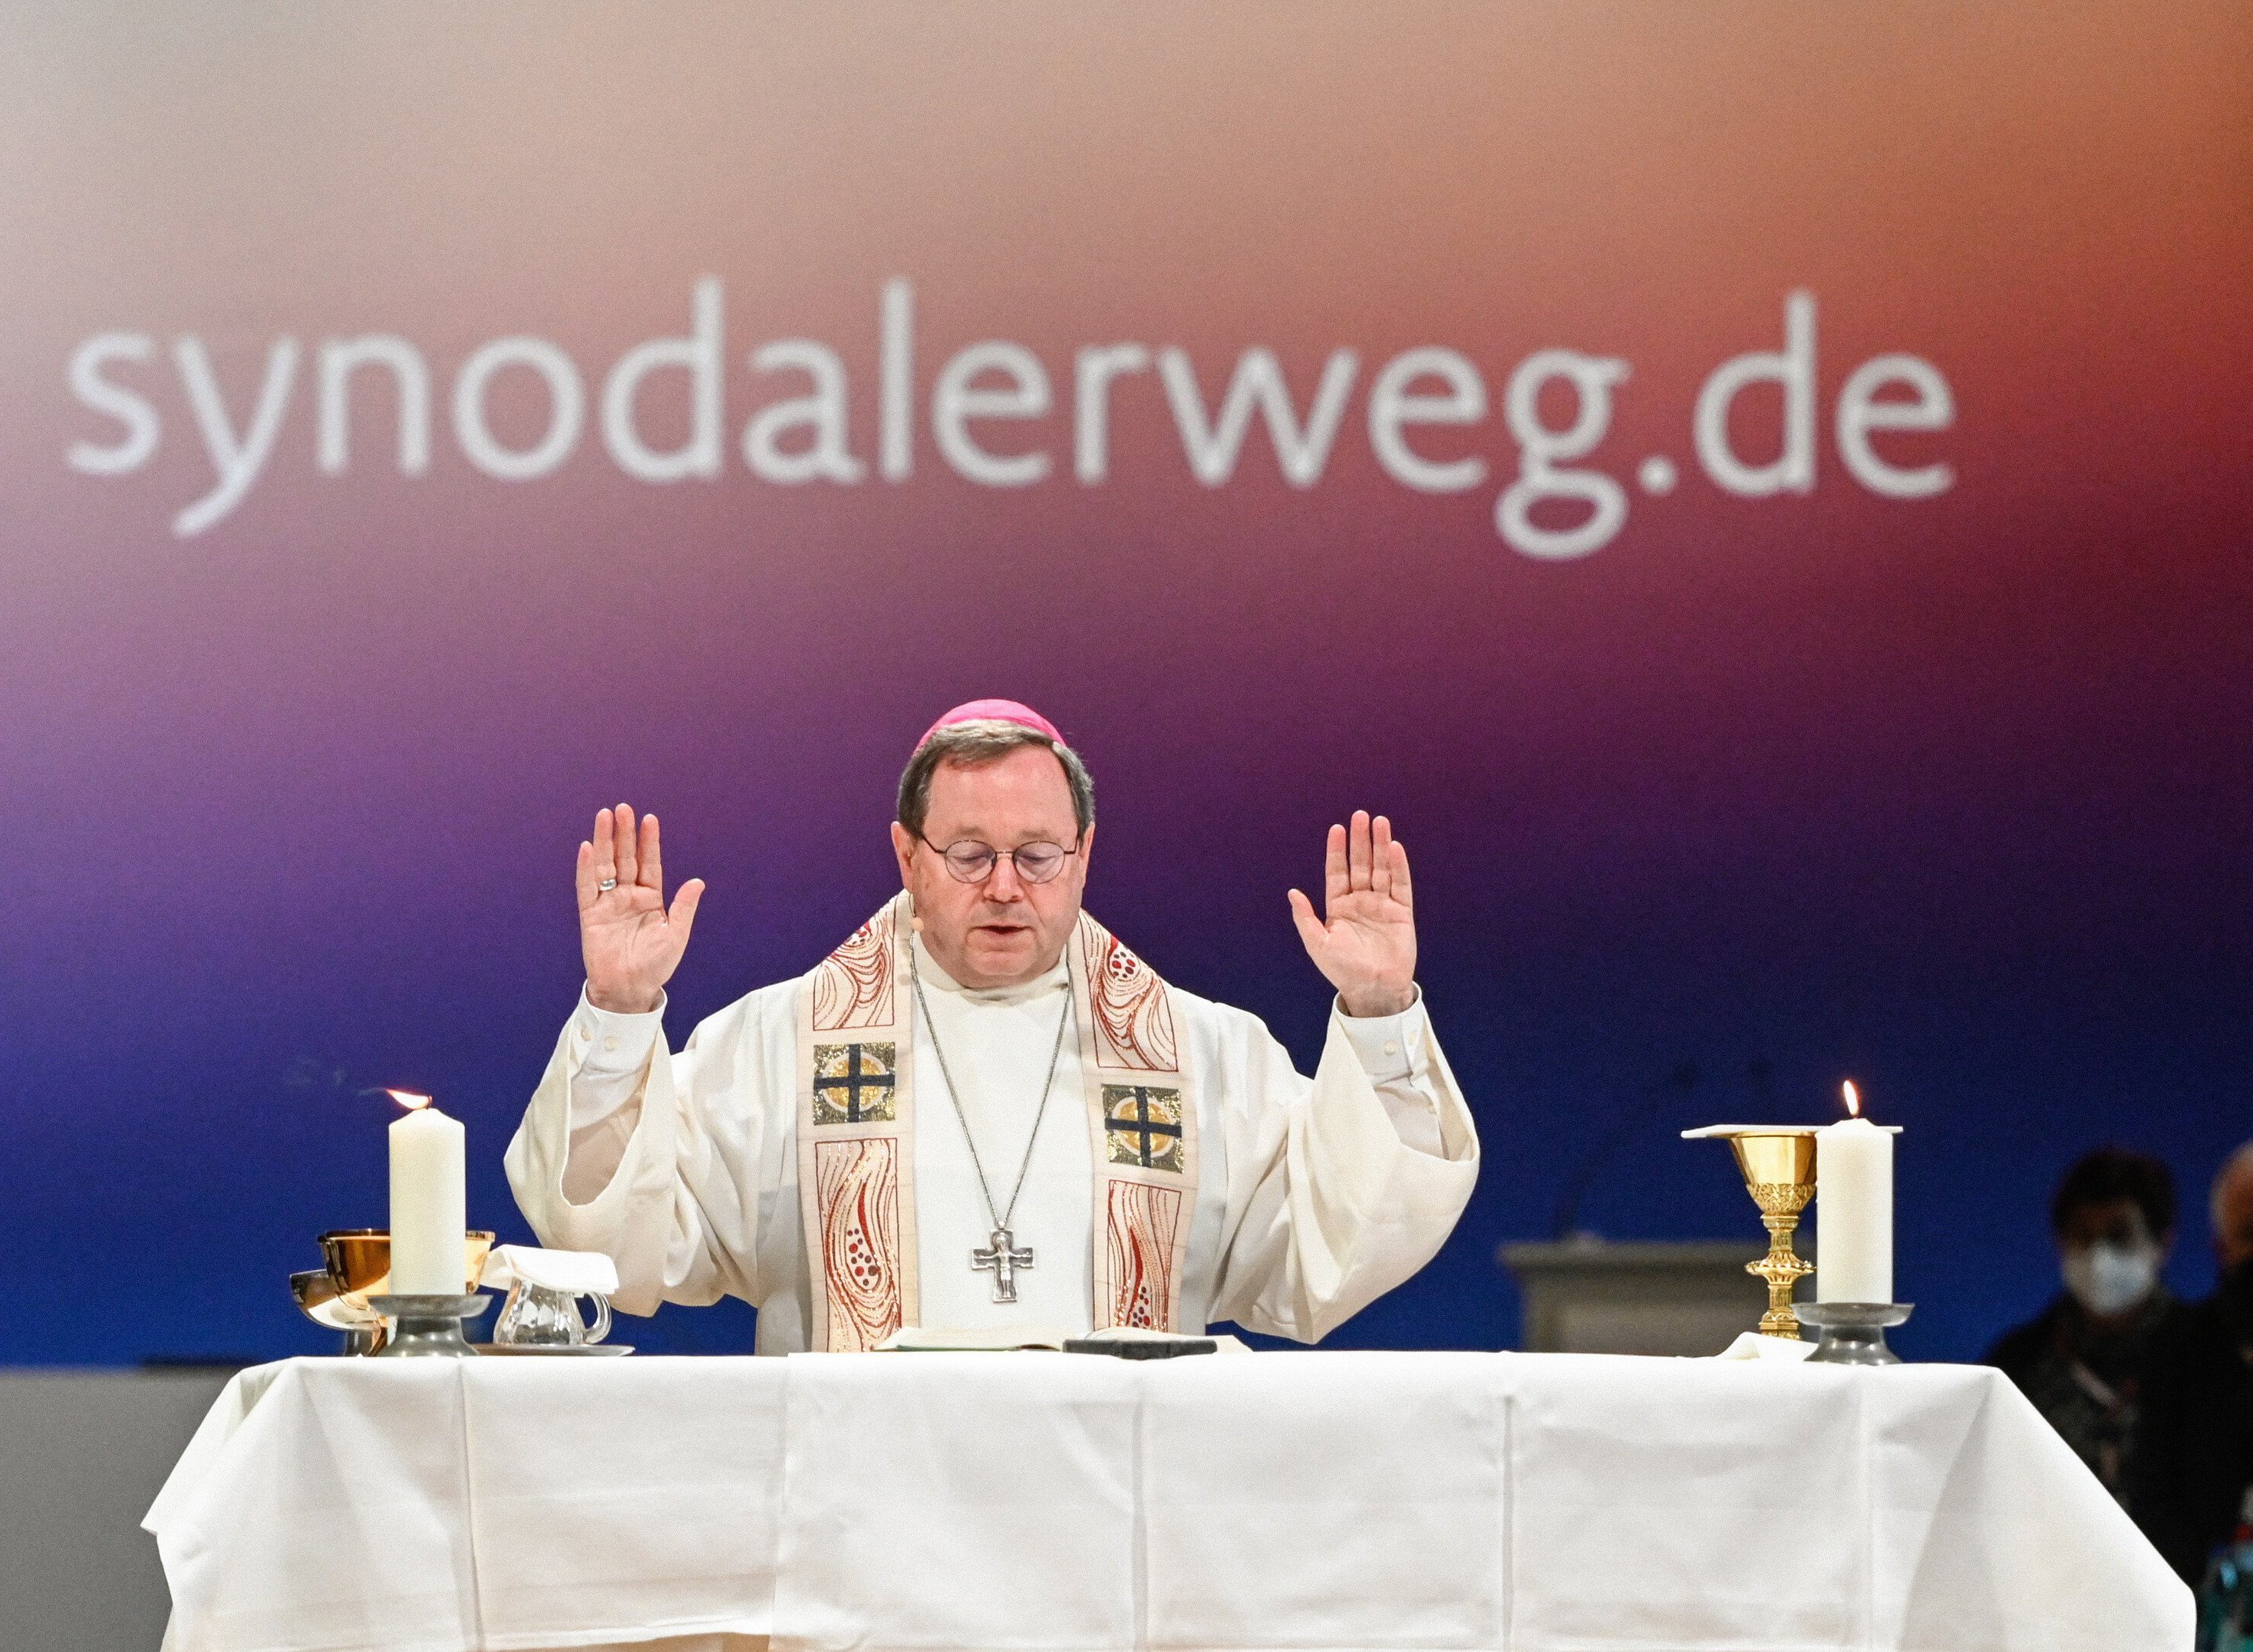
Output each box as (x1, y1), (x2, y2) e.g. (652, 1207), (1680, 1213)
(1681, 1126), (1818, 1338)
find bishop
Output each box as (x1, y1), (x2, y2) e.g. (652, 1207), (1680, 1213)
(506, 701), (1480, 1351)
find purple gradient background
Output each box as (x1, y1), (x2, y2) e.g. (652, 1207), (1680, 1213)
(1, 3), (2248, 1363)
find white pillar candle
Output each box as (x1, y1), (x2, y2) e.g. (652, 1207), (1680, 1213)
(1816, 1083), (1894, 1304)
(388, 1093), (466, 1295)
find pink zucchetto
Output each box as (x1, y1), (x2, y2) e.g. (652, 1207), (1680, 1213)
(916, 699), (1064, 752)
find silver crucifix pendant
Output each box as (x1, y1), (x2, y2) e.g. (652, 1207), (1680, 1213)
(971, 1227), (1034, 1303)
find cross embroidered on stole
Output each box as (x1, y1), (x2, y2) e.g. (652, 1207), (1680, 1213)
(812, 1041), (896, 1124)
(795, 892), (1199, 1350)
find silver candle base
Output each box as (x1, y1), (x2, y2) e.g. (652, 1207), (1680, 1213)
(1795, 1301), (1912, 1364)
(367, 1293), (490, 1357)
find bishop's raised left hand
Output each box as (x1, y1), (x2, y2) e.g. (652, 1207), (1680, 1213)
(1288, 810), (1417, 1018)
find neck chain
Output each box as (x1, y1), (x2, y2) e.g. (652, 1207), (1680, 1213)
(906, 941), (1073, 1303)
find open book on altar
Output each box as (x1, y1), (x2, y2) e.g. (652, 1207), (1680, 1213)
(875, 1325), (1251, 1354)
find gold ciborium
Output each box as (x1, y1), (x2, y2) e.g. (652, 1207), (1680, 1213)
(1681, 1126), (1818, 1338)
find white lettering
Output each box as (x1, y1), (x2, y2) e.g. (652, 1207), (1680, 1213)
(318, 335), (430, 476)
(1497, 349), (1628, 559)
(880, 278), (913, 482)
(60, 284), (1961, 544)
(932, 341), (1052, 487)
(453, 337), (584, 481)
(1694, 290), (1816, 497)
(1837, 354), (1954, 499)
(1074, 344), (1150, 483)
(600, 277), (722, 483)
(66, 332), (160, 475)
(1156, 347), (1358, 487)
(173, 335), (299, 537)
(1368, 347), (1487, 493)
(744, 340), (864, 483)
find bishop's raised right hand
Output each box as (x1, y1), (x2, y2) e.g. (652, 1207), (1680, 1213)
(578, 804), (704, 1014)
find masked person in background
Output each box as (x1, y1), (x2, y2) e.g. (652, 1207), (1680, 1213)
(2133, 1143), (2253, 1584)
(1986, 1147), (2185, 1505)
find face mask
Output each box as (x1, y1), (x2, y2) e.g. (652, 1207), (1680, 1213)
(2063, 1241), (2159, 1318)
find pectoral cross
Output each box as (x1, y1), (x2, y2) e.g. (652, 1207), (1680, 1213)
(971, 1228), (1034, 1303)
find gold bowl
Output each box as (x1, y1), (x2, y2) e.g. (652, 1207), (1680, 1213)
(319, 1229), (496, 1300)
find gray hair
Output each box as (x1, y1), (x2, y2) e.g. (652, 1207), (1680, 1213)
(896, 718), (1095, 839)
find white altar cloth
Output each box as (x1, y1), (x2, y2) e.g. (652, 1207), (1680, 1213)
(144, 1352), (2189, 1652)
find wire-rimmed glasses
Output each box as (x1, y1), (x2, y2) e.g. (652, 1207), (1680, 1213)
(918, 833), (1082, 885)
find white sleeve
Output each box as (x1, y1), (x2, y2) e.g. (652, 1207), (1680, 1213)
(565, 988), (667, 1129)
(1206, 996), (1479, 1344)
(504, 984), (789, 1317)
(1331, 990), (1447, 1156)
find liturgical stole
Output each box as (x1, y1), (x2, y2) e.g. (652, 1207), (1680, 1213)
(794, 892), (1199, 1350)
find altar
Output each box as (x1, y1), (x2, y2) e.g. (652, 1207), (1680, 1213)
(146, 1351), (2187, 1652)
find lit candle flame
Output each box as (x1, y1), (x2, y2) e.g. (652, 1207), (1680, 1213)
(1842, 1080), (1861, 1118)
(386, 1089), (434, 1112)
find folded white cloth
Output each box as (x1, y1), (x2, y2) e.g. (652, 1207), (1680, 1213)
(1714, 1331), (1817, 1361)
(480, 1245), (619, 1295)
(877, 1325), (1073, 1351)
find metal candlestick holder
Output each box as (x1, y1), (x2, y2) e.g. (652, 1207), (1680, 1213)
(1682, 1126), (1819, 1339)
(367, 1293), (491, 1357)
(1796, 1301), (1913, 1364)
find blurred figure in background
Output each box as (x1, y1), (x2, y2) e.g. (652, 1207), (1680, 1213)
(1987, 1147), (2186, 1503)
(2134, 1142), (2253, 1584)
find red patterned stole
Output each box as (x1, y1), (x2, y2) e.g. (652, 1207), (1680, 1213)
(795, 894), (1199, 1350)
(1072, 918), (1199, 1332)
(794, 897), (919, 1353)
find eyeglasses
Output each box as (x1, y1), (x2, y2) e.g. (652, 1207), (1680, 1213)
(917, 833), (1082, 885)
